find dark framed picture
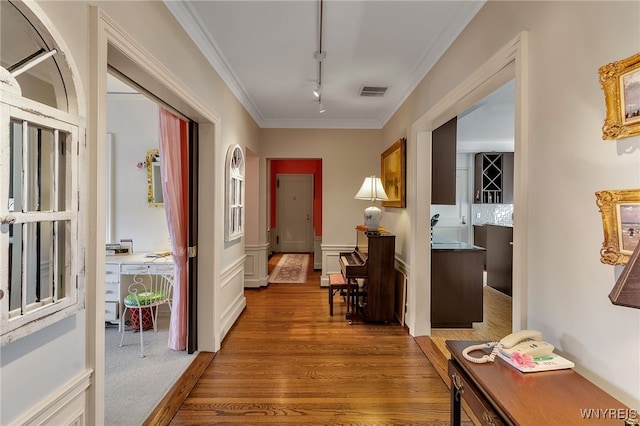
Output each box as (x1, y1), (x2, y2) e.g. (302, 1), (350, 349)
(380, 138), (406, 208)
(598, 52), (640, 140)
(596, 189), (640, 265)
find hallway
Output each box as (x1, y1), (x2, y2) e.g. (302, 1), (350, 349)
(159, 254), (474, 425)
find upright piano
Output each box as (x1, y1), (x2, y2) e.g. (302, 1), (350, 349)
(339, 228), (396, 322)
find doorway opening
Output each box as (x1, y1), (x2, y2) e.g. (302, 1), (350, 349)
(268, 159), (322, 263)
(429, 79), (515, 352)
(407, 33), (528, 347)
(103, 71), (198, 424)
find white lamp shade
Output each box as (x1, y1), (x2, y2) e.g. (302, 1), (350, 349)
(355, 175), (388, 232)
(354, 176), (389, 201)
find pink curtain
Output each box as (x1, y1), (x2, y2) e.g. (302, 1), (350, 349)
(158, 108), (189, 351)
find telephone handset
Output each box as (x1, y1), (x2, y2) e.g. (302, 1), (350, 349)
(462, 330), (555, 364)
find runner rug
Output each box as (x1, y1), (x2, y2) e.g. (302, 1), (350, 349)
(269, 254), (309, 283)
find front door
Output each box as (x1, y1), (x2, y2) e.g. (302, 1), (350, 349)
(277, 174), (313, 253)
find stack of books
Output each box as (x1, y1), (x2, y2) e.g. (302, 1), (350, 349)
(106, 243), (129, 256)
(497, 351), (575, 373)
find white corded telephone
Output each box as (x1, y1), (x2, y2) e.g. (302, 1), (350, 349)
(462, 330), (555, 364)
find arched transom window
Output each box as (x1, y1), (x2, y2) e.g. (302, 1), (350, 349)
(225, 144), (245, 242)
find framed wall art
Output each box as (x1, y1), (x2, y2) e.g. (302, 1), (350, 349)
(598, 51), (640, 140)
(595, 188), (640, 265)
(381, 137), (406, 208)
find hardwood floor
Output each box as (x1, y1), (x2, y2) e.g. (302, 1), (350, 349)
(155, 253), (474, 425)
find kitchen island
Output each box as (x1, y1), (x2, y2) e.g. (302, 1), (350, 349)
(431, 238), (485, 328)
(473, 224), (513, 296)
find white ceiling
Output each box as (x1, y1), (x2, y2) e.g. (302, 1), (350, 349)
(163, 0), (487, 129)
(457, 79), (514, 153)
(108, 0), (513, 151)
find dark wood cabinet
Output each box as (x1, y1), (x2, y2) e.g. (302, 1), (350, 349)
(431, 247), (484, 327)
(473, 225), (487, 268)
(485, 224), (513, 296)
(432, 116), (457, 205)
(361, 232), (396, 322)
(474, 152), (514, 204)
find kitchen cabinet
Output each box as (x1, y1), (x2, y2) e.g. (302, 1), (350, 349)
(432, 116), (457, 205)
(474, 152), (513, 204)
(431, 242), (485, 327)
(473, 225), (487, 268)
(474, 224), (513, 296)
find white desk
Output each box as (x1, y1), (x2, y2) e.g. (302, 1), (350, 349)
(105, 252), (174, 327)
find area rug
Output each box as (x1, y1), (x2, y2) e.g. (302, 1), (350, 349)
(269, 254), (309, 283)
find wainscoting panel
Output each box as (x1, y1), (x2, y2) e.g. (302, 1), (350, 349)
(394, 257), (408, 327)
(10, 370), (91, 426)
(220, 257), (247, 342)
(320, 244), (353, 287)
(244, 244), (269, 288)
(314, 236), (322, 270)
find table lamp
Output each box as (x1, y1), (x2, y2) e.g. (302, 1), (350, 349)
(354, 175), (389, 233)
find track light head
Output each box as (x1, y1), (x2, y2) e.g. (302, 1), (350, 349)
(313, 85), (321, 98)
(314, 51), (326, 62)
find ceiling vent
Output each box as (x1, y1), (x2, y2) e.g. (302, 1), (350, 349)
(359, 85), (388, 97)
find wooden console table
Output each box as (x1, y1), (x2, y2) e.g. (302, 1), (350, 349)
(446, 340), (635, 425)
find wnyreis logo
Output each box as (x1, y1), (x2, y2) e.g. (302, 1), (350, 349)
(579, 408), (638, 421)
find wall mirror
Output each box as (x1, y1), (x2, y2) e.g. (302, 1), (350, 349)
(147, 149), (163, 206)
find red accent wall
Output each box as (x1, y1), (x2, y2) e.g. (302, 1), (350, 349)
(270, 159), (322, 236)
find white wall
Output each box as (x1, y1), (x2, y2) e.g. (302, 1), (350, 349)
(1, 1), (262, 423)
(519, 1), (640, 407)
(106, 94), (171, 252)
(383, 0), (640, 408)
(0, 316), (86, 423)
(0, 2), (88, 424)
(260, 129), (382, 246)
(5, 2), (638, 424)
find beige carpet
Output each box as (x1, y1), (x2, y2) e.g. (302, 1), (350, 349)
(105, 313), (195, 425)
(268, 253), (309, 283)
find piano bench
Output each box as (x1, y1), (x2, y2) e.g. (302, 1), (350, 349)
(328, 274), (348, 316)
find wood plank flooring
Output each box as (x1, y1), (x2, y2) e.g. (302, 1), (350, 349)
(164, 253), (474, 425)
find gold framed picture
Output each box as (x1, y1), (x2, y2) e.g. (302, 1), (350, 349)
(595, 189), (640, 265)
(381, 138), (406, 208)
(598, 52), (640, 140)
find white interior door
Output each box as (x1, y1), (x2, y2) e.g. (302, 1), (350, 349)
(277, 174), (313, 253)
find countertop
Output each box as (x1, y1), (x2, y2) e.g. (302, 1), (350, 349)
(473, 223), (513, 228)
(431, 236), (485, 251)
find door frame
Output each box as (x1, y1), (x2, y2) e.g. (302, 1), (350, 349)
(407, 32), (529, 337)
(188, 122), (198, 354)
(89, 8), (221, 423)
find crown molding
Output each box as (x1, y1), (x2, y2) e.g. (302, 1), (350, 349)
(163, 0), (264, 125)
(260, 117), (383, 130)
